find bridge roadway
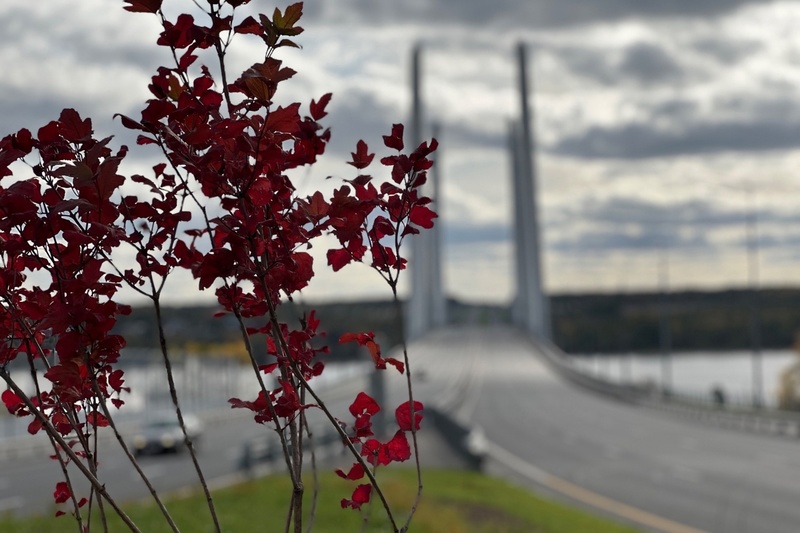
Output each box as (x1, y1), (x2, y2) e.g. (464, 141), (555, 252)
(404, 325), (800, 533)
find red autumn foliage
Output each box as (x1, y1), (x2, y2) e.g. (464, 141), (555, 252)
(341, 483), (372, 510)
(0, 1), (434, 530)
(335, 462), (366, 481)
(339, 331), (405, 373)
(396, 400), (425, 431)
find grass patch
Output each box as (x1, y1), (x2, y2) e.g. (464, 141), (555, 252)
(0, 469), (640, 532)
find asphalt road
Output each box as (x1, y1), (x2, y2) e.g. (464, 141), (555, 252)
(404, 325), (800, 533)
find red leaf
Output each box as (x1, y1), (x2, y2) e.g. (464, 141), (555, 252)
(53, 481), (71, 504)
(360, 438), (383, 464)
(290, 251), (314, 291)
(179, 51), (197, 71)
(327, 248), (350, 272)
(335, 462), (365, 480)
(385, 357), (405, 374)
(382, 124), (404, 151)
(347, 140), (374, 169)
(87, 412), (109, 428)
(108, 369), (125, 392)
(2, 389), (24, 415)
(59, 109), (92, 142)
(371, 216), (395, 239)
(395, 401), (423, 431)
(197, 248), (236, 289)
(28, 417), (43, 435)
(11, 127), (32, 152)
(339, 332), (361, 344)
(123, 0), (162, 13)
(248, 177), (272, 205)
(385, 430), (411, 462)
(157, 13), (197, 49)
(258, 363), (279, 374)
(341, 484), (372, 510)
(409, 205), (437, 229)
(305, 191), (329, 220)
(234, 16), (263, 36)
(310, 93), (332, 121)
(115, 114), (144, 131)
(37, 121), (60, 144)
(349, 392), (380, 418)
(364, 340), (382, 366)
(265, 103), (301, 134)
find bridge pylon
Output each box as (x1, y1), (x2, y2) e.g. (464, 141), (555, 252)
(406, 43), (446, 341)
(512, 42), (550, 340)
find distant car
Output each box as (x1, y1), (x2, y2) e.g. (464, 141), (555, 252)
(132, 414), (203, 456)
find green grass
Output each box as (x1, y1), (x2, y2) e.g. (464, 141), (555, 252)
(0, 469), (640, 532)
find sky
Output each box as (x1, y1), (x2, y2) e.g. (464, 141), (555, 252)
(3, 0), (800, 305)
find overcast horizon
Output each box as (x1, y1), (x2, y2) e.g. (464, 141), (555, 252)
(3, 0), (800, 305)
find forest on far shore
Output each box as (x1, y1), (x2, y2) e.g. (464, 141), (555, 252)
(110, 287), (800, 360)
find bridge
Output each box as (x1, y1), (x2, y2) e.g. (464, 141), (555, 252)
(401, 43), (800, 533)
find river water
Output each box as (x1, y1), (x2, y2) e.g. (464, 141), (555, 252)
(569, 349), (799, 407)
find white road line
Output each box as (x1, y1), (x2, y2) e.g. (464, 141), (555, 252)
(489, 442), (709, 533)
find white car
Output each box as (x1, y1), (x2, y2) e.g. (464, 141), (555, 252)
(132, 414), (203, 456)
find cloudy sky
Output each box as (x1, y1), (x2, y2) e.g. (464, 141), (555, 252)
(3, 0), (800, 305)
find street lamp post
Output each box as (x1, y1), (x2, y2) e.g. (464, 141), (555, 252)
(658, 247), (672, 396)
(745, 187), (763, 408)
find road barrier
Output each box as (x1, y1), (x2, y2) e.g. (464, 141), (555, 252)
(526, 332), (800, 440)
(426, 407), (486, 470)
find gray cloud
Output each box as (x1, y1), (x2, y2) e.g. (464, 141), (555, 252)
(554, 41), (684, 86)
(548, 195), (800, 258)
(445, 223), (510, 247)
(303, 0), (763, 29)
(618, 42), (683, 84)
(559, 196), (800, 228)
(549, 118), (800, 159)
(549, 226), (709, 254)
(555, 47), (619, 85)
(691, 37), (759, 63)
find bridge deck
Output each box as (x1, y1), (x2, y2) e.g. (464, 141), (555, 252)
(401, 325), (800, 533)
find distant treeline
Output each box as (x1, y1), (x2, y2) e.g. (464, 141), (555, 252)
(112, 288), (800, 361)
(113, 299), (508, 362)
(551, 288), (800, 355)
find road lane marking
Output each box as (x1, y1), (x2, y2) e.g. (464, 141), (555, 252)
(489, 443), (709, 533)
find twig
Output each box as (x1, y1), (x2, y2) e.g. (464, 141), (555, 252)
(152, 296), (222, 533)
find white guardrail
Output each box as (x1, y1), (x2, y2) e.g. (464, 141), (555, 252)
(528, 333), (800, 440)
